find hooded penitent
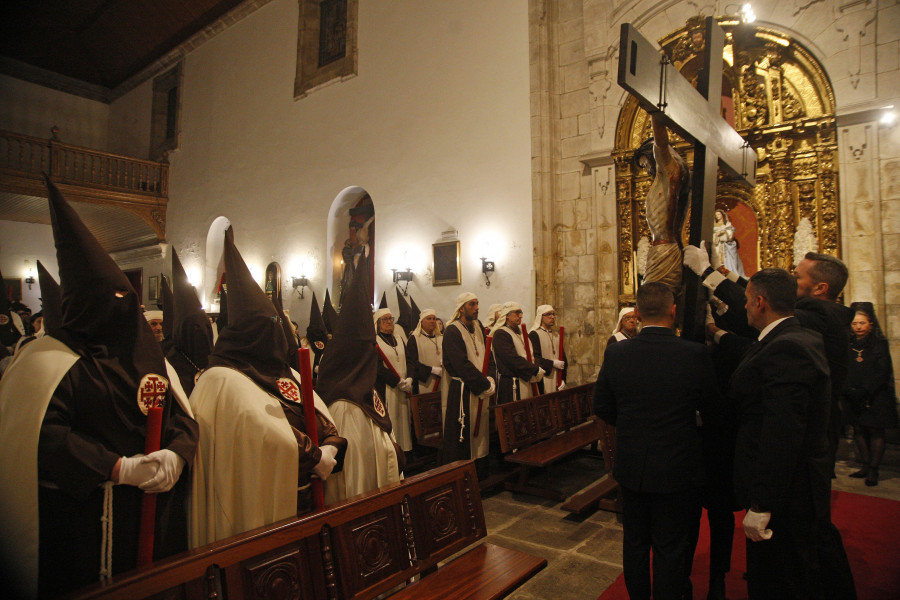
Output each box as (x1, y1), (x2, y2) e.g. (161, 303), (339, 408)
(316, 254), (392, 434)
(396, 288), (413, 334)
(216, 283), (228, 333)
(0, 269), (22, 347)
(378, 291), (388, 310)
(306, 291), (328, 361)
(159, 276), (175, 353)
(409, 295), (421, 332)
(166, 250), (214, 395)
(273, 292), (300, 372)
(0, 177), (197, 598)
(322, 288), (338, 336)
(36, 261), (61, 337)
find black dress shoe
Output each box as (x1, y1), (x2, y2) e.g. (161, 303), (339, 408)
(849, 468), (868, 478)
(866, 467), (879, 486)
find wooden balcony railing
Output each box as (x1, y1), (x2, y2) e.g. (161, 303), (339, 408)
(0, 128), (168, 197)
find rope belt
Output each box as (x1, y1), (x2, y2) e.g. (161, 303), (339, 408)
(99, 481), (114, 582)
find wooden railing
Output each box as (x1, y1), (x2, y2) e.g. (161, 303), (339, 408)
(0, 129), (168, 197)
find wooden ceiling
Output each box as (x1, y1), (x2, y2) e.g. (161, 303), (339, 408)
(0, 0), (245, 91)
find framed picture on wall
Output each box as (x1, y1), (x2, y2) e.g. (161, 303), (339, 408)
(148, 275), (159, 302)
(3, 278), (22, 302)
(432, 240), (461, 286)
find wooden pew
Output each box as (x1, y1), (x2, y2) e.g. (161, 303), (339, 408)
(494, 383), (605, 501)
(69, 461), (545, 600)
(409, 391), (443, 449)
(561, 417), (622, 514)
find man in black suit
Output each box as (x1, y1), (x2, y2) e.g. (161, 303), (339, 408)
(730, 268), (837, 599)
(594, 282), (717, 600)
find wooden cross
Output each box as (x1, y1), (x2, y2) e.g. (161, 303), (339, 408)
(617, 17), (757, 340)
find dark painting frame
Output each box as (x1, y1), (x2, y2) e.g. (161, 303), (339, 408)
(432, 241), (461, 286)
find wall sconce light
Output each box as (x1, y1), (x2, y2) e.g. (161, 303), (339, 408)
(292, 276), (309, 299)
(392, 268), (413, 296)
(481, 257), (495, 287)
(24, 261), (35, 290)
(881, 106), (896, 128)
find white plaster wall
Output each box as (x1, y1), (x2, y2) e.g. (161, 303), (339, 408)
(0, 220), (58, 313)
(108, 77), (154, 158)
(159, 0), (533, 332)
(0, 74), (109, 149)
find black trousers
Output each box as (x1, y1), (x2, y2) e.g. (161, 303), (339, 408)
(622, 486), (701, 600)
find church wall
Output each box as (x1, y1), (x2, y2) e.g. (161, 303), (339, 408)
(531, 0), (900, 384)
(107, 78), (154, 159)
(0, 220), (58, 314)
(138, 0), (535, 333)
(0, 73), (109, 150)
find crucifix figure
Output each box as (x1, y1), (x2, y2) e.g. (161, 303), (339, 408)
(618, 17), (757, 339)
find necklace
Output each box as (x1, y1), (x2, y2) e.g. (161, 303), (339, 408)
(854, 348), (864, 363)
(460, 320), (479, 356)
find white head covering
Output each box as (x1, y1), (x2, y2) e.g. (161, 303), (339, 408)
(412, 308), (438, 336)
(373, 308), (392, 331)
(530, 304), (554, 332)
(450, 292), (478, 322)
(143, 310), (163, 321)
(611, 306), (636, 336)
(490, 301), (523, 336)
(484, 303), (503, 328)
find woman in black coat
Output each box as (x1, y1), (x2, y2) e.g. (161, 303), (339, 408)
(845, 302), (898, 486)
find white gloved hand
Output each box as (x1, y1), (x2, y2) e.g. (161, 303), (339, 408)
(558, 381), (567, 391)
(139, 449), (186, 493)
(553, 360), (565, 371)
(481, 376), (496, 398)
(743, 510), (773, 542)
(711, 240), (724, 269)
(397, 377), (413, 393)
(682, 243), (711, 276)
(431, 366), (443, 377)
(313, 444), (338, 480)
(530, 368), (546, 383)
(116, 454), (154, 487)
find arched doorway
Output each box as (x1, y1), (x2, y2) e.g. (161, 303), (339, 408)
(612, 17), (838, 303)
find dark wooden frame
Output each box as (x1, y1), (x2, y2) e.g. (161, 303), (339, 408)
(432, 240), (461, 286)
(147, 275), (159, 302)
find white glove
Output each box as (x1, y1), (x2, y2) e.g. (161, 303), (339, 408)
(530, 368), (546, 383)
(682, 242), (711, 276)
(558, 381), (567, 391)
(397, 377), (413, 393)
(116, 454), (154, 487)
(481, 376), (496, 398)
(313, 444), (338, 480)
(553, 360), (565, 370)
(743, 509), (773, 541)
(139, 449), (186, 493)
(431, 366), (443, 377)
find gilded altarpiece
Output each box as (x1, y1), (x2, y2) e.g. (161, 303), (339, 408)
(612, 18), (839, 303)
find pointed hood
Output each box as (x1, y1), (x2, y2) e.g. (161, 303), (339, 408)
(0, 268), (22, 347)
(396, 288), (413, 334)
(36, 261), (62, 337)
(316, 254), (391, 433)
(273, 291), (300, 371)
(46, 175), (166, 379)
(166, 249), (213, 394)
(216, 283), (229, 333)
(306, 291), (328, 348)
(208, 227), (297, 399)
(159, 275), (175, 352)
(409, 295), (421, 332)
(378, 292), (388, 310)
(322, 288), (338, 335)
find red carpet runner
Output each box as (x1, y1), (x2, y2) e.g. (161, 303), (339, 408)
(598, 491), (900, 600)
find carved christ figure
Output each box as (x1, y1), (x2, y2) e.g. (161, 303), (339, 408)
(633, 113), (691, 291)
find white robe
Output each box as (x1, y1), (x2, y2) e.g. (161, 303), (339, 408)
(323, 400), (402, 505)
(188, 366), (333, 547)
(410, 331), (442, 392)
(376, 334), (412, 451)
(532, 327), (560, 393)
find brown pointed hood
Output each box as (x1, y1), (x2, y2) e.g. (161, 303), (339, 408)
(273, 291), (300, 371)
(207, 227), (298, 400)
(316, 254), (392, 433)
(306, 291), (328, 360)
(159, 275), (175, 353)
(322, 288), (338, 335)
(396, 288), (413, 334)
(378, 292), (388, 310)
(36, 261), (62, 337)
(409, 295), (421, 331)
(166, 249), (213, 394)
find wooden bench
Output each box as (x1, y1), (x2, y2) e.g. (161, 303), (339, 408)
(560, 417), (622, 514)
(410, 391), (443, 449)
(69, 460), (545, 600)
(494, 383), (605, 501)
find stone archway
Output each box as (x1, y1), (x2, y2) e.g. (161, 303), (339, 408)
(612, 17), (839, 304)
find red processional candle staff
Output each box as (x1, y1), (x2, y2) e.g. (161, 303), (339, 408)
(298, 347), (324, 510)
(557, 326), (565, 389)
(137, 396), (164, 567)
(520, 324), (540, 396)
(472, 336), (493, 437)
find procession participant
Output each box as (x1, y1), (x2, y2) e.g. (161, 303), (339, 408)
(0, 178), (198, 598)
(440, 293), (495, 467)
(374, 308), (414, 452)
(491, 302), (544, 404)
(165, 250), (214, 396)
(189, 228), (345, 547)
(320, 254), (403, 504)
(608, 306), (638, 345)
(0, 271), (24, 349)
(406, 309), (443, 394)
(159, 277), (175, 353)
(483, 303), (503, 332)
(395, 288), (413, 344)
(322, 288), (338, 337)
(306, 291), (329, 377)
(528, 304), (567, 393)
(144, 309), (165, 343)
